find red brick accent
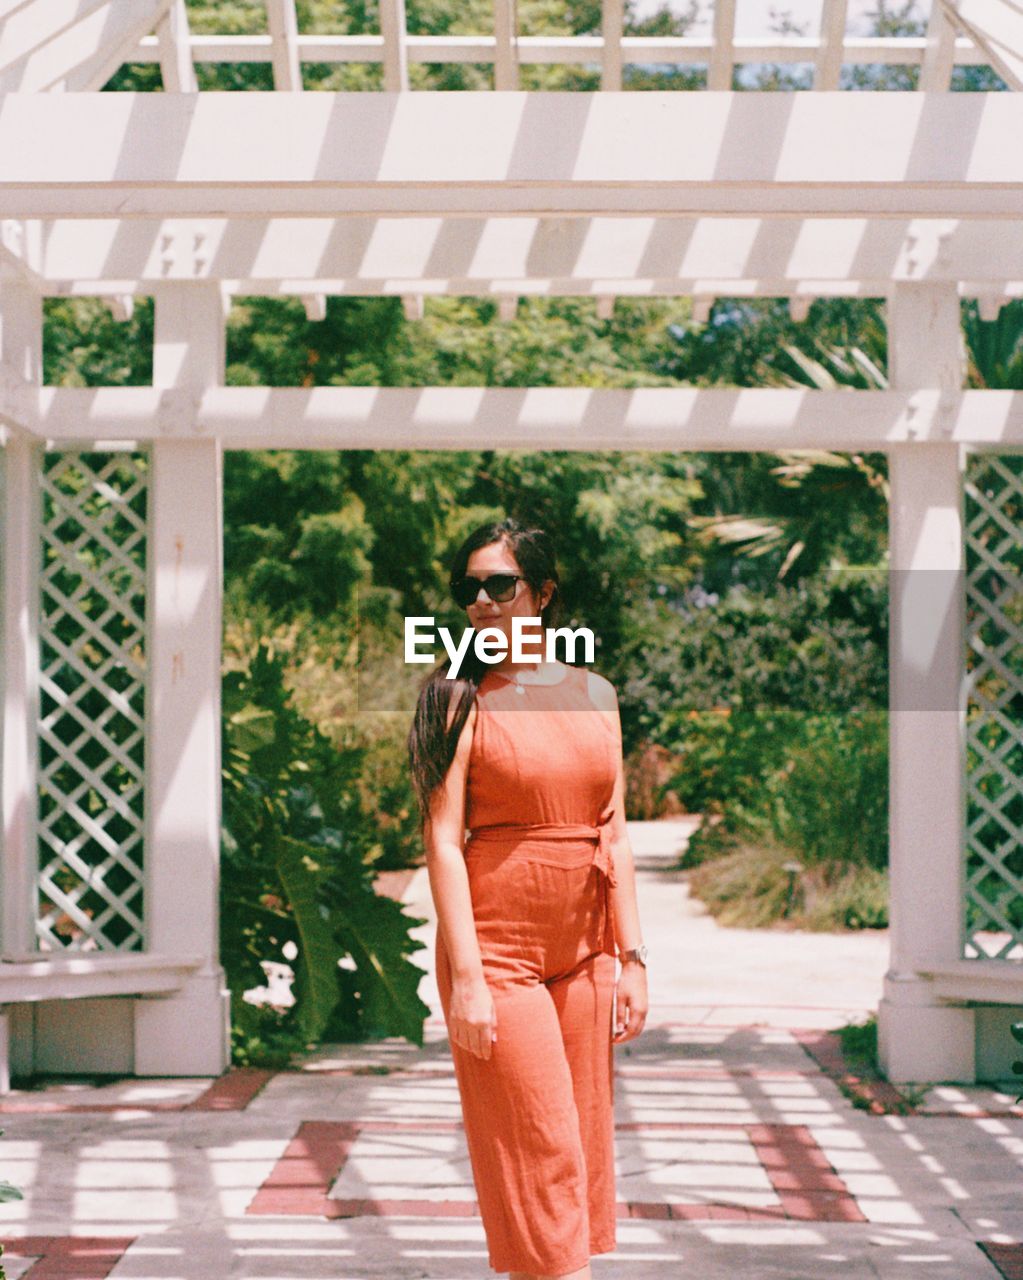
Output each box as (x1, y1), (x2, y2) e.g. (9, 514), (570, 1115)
(793, 1029), (916, 1116)
(185, 1066), (275, 1111)
(658, 1203), (788, 1221)
(248, 1118), (865, 1224)
(1, 1235), (134, 1279)
(0, 1067), (274, 1116)
(980, 1242), (1023, 1280)
(749, 1123), (865, 1223)
(327, 1198), (480, 1219)
(247, 1120), (360, 1216)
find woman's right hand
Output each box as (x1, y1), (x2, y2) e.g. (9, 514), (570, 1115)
(448, 975), (498, 1060)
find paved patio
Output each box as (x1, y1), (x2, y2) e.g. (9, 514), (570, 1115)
(1, 821), (1022, 1279)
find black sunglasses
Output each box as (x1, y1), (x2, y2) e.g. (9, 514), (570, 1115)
(451, 573), (523, 608)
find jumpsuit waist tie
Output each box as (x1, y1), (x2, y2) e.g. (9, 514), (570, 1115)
(465, 816), (618, 958)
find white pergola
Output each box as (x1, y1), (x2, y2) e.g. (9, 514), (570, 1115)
(1, 0), (1022, 1088)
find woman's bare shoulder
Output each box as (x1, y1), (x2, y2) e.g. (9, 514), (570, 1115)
(583, 668), (619, 714)
(445, 689), (478, 734)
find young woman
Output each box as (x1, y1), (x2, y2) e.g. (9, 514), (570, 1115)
(408, 518), (648, 1280)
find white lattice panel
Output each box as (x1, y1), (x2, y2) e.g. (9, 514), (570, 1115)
(964, 452), (1023, 962)
(36, 451), (148, 952)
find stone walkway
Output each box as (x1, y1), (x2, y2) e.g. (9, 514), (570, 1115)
(1, 821), (1022, 1279)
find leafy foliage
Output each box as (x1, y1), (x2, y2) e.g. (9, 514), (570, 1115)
(221, 640), (430, 1060)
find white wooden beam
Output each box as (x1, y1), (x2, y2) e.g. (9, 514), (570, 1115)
(0, 361), (36, 436)
(600, 0), (623, 91)
(0, 221), (43, 287)
(493, 0), (518, 90)
(815, 0), (849, 90)
(136, 282), (229, 1077)
(788, 296), (812, 322)
(939, 0), (1023, 90)
(124, 30), (987, 71)
(2, 93), (1020, 220)
(41, 279), (1023, 305)
(595, 295), (615, 320)
(401, 294), (424, 321)
(266, 0), (302, 92)
(0, 0), (173, 93)
(155, 0), (197, 93)
(707, 0), (736, 90)
(105, 294), (135, 322)
(0, 277), (42, 432)
(921, 0), (958, 90)
(0, 283), (43, 961)
(977, 293), (1006, 321)
(26, 386), (1023, 451)
(301, 292), (326, 321)
(692, 296), (714, 324)
(879, 281), (974, 1084)
(31, 216), (1023, 289)
(379, 0), (409, 92)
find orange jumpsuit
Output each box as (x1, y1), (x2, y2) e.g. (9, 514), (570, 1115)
(435, 663), (619, 1276)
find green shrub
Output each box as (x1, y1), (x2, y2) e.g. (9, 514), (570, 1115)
(672, 706), (887, 870)
(680, 702), (889, 929)
(688, 839), (888, 931)
(221, 639), (430, 1062)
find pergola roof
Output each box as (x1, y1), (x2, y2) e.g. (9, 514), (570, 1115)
(1, 0), (1021, 94)
(0, 0), (1021, 312)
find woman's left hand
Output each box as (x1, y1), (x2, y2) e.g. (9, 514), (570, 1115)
(613, 960), (648, 1043)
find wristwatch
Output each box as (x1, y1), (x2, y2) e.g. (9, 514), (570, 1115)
(619, 944), (648, 968)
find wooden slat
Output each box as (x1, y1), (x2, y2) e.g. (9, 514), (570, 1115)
(601, 0), (623, 91)
(155, 0), (196, 92)
(125, 30), (987, 72)
(266, 0), (302, 91)
(815, 0), (849, 90)
(3, 92), (1022, 221)
(938, 0), (1023, 90)
(25, 385), (1023, 451)
(379, 0), (409, 91)
(921, 0), (958, 89)
(493, 0), (518, 89)
(707, 0), (736, 90)
(0, 0), (172, 92)
(31, 216), (1023, 288)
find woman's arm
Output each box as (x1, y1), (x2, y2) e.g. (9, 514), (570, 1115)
(423, 697), (497, 1060)
(587, 671), (649, 1044)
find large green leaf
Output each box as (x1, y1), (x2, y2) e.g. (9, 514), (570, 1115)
(327, 885), (430, 1045)
(275, 835), (345, 1043)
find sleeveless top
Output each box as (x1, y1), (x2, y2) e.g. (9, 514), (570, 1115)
(464, 663), (620, 956)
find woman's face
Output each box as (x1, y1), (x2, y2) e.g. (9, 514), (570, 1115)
(462, 541), (553, 648)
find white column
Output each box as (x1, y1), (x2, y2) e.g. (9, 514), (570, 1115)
(134, 282), (231, 1076)
(0, 285), (42, 1085)
(878, 282), (974, 1083)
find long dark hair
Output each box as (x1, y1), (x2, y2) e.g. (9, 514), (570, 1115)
(407, 518), (563, 822)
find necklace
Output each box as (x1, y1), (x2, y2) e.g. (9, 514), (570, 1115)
(493, 663), (559, 695)
(499, 668), (531, 695)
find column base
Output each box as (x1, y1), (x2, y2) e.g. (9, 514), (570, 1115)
(134, 969), (232, 1077)
(878, 974), (975, 1084)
